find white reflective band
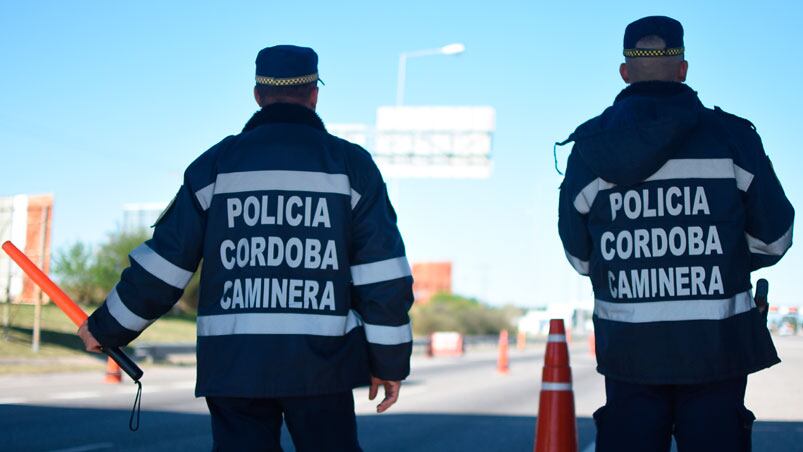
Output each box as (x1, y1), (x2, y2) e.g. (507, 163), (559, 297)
(106, 286), (153, 332)
(733, 165), (754, 192)
(564, 250), (589, 275)
(351, 256), (412, 286)
(130, 244), (194, 289)
(541, 382), (572, 391)
(746, 225), (793, 256)
(350, 189), (362, 209)
(197, 310), (363, 337)
(195, 183), (215, 211)
(547, 334), (566, 343)
(645, 159), (754, 192)
(573, 159), (756, 214)
(214, 170), (351, 197)
(573, 178), (615, 214)
(595, 291), (754, 323)
(364, 322), (412, 345)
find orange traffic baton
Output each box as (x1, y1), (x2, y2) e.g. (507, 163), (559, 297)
(2, 241), (144, 429)
(534, 319), (578, 452)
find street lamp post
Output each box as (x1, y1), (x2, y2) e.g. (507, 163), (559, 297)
(396, 43), (465, 106)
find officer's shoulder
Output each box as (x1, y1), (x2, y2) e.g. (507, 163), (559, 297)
(185, 135), (238, 181)
(708, 106), (758, 134)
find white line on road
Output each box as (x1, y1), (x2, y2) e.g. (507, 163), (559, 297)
(50, 391), (101, 400)
(0, 397), (26, 404)
(48, 442), (113, 452)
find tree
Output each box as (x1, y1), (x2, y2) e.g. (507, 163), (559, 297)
(52, 241), (101, 303)
(410, 293), (521, 336)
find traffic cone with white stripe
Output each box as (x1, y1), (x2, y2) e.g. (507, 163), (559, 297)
(534, 319), (578, 452)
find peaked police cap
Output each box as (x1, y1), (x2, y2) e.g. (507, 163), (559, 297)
(623, 16), (685, 58)
(255, 45), (322, 86)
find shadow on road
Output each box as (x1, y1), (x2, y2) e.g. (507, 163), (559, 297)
(2, 405), (801, 451)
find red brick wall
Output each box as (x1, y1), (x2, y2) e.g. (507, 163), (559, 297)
(412, 262), (452, 304)
(20, 194), (53, 304)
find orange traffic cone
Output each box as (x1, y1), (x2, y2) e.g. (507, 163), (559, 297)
(517, 331), (527, 351)
(588, 332), (596, 357)
(497, 329), (509, 374)
(534, 319), (578, 452)
(104, 356), (122, 384)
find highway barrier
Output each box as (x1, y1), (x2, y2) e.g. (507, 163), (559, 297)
(534, 319), (578, 452)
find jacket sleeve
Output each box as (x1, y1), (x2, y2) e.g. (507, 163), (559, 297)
(87, 181), (206, 347)
(558, 151), (594, 276)
(738, 130), (795, 271)
(349, 155), (414, 381)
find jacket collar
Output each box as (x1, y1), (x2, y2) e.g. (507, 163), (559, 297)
(242, 102), (326, 133)
(614, 81), (696, 104)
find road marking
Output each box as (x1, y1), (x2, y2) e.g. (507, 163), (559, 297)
(0, 397), (27, 404)
(50, 391), (101, 400)
(48, 442), (113, 452)
(581, 442), (596, 452)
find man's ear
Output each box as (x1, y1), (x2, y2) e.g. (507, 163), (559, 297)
(677, 60), (689, 82)
(254, 86), (264, 107)
(619, 63), (631, 84)
(309, 86), (319, 110)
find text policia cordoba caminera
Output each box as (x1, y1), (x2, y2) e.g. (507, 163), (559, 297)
(602, 185), (726, 300)
(217, 195), (338, 311)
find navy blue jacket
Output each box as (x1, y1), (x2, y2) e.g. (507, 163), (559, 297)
(89, 103), (414, 397)
(558, 82), (793, 384)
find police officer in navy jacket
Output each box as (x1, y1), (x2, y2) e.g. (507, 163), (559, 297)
(558, 16), (794, 452)
(78, 45), (414, 451)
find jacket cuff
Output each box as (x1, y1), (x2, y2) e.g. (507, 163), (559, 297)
(87, 304), (140, 348)
(368, 342), (412, 381)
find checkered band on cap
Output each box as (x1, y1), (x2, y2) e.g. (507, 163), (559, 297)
(623, 47), (685, 58)
(255, 73), (319, 86)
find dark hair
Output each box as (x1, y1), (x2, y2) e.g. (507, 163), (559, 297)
(254, 82), (317, 103)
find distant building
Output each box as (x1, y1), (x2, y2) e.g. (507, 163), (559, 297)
(122, 202), (167, 233)
(0, 194), (53, 304)
(412, 262), (452, 304)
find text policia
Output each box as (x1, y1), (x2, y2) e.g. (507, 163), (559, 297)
(218, 194), (338, 312)
(602, 185), (726, 300)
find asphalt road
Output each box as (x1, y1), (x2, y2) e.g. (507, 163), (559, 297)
(1, 336), (802, 451)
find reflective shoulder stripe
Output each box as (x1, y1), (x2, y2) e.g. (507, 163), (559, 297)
(195, 183), (215, 211)
(594, 291), (754, 323)
(746, 225), (793, 256)
(541, 382), (572, 391)
(106, 286), (153, 332)
(564, 250), (589, 276)
(350, 188), (362, 210)
(733, 164), (754, 192)
(644, 159), (755, 192)
(573, 178), (615, 214)
(130, 244), (194, 289)
(351, 256), (412, 286)
(197, 312), (362, 337)
(214, 170), (351, 196)
(364, 322), (412, 345)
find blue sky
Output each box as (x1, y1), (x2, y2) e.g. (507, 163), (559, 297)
(2, 1), (801, 306)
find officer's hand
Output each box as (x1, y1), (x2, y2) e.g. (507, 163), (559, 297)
(77, 320), (102, 353)
(368, 376), (401, 413)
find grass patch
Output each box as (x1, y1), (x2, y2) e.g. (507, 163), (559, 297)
(0, 302), (196, 360)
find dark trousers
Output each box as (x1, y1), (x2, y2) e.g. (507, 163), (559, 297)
(594, 376), (755, 452)
(206, 391), (362, 452)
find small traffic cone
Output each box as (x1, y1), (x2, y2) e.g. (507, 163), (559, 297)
(517, 331), (527, 351)
(534, 319), (578, 452)
(497, 329), (509, 374)
(104, 356), (122, 384)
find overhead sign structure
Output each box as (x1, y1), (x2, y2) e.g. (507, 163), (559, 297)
(329, 106), (495, 179)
